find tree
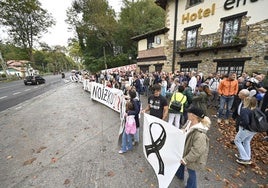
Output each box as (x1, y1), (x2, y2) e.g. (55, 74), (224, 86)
(0, 43), (29, 60)
(68, 39), (84, 70)
(117, 0), (165, 57)
(66, 0), (118, 72)
(0, 0), (55, 62)
(66, 0), (165, 73)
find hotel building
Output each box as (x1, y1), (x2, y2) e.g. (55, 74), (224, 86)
(133, 0), (268, 76)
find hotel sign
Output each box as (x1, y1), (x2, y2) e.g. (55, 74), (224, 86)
(224, 0), (258, 10)
(182, 3), (215, 24)
(181, 0), (259, 24)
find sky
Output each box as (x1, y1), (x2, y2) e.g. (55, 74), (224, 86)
(0, 0), (123, 47)
(39, 0), (123, 47)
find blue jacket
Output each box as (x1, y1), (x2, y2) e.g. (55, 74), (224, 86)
(239, 108), (253, 131)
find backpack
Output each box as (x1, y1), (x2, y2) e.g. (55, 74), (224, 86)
(170, 93), (185, 112)
(248, 108), (268, 132)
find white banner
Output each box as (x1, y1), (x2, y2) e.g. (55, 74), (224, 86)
(143, 114), (186, 188)
(101, 63), (137, 74)
(90, 82), (124, 113)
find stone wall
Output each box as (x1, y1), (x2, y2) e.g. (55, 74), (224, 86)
(162, 17), (268, 77)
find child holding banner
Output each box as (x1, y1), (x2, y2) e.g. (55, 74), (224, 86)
(119, 90), (140, 153)
(175, 107), (210, 188)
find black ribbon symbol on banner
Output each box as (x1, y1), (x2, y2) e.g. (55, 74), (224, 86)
(145, 122), (166, 175)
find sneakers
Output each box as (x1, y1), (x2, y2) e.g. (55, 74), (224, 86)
(118, 150), (126, 154)
(217, 118), (222, 123)
(234, 154), (241, 160)
(236, 159), (252, 165)
(132, 141), (139, 146)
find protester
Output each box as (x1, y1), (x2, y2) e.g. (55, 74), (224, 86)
(234, 97), (257, 165)
(232, 89), (250, 132)
(217, 72), (239, 124)
(188, 71), (197, 93)
(142, 84), (168, 120)
(191, 84), (211, 116)
(181, 81), (194, 124)
(119, 100), (136, 154)
(127, 89), (141, 145)
(143, 73), (150, 96)
(175, 107), (210, 188)
(260, 88), (268, 141)
(160, 75), (168, 97)
(168, 86), (187, 128)
(132, 75), (142, 98)
(208, 73), (221, 109)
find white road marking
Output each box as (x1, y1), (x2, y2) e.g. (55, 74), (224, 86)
(24, 89), (31, 91)
(0, 96), (7, 100)
(13, 92), (21, 95)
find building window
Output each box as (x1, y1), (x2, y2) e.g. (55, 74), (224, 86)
(139, 65), (149, 73)
(179, 61), (199, 72)
(189, 0), (202, 6)
(147, 36), (154, 49)
(184, 24), (201, 49)
(221, 12), (247, 45)
(154, 64), (163, 73)
(216, 62), (244, 76)
(222, 18), (241, 44)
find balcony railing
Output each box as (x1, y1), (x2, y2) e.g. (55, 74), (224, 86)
(177, 26), (249, 57)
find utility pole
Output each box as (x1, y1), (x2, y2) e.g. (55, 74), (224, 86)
(172, 0), (179, 73)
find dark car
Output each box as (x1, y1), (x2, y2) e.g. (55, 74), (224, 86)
(24, 75), (46, 85)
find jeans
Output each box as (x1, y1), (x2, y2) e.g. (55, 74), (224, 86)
(134, 127), (139, 142)
(234, 126), (256, 160)
(144, 85), (149, 96)
(176, 164), (197, 188)
(218, 95), (234, 119)
(121, 131), (133, 152)
(168, 113), (182, 128)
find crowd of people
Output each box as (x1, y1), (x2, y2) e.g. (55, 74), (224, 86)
(81, 69), (267, 187)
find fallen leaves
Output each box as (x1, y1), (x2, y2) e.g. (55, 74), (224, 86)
(6, 155), (13, 160)
(139, 168), (145, 173)
(51, 157), (58, 163)
(206, 167), (212, 172)
(216, 118), (268, 182)
(63, 179), (70, 185)
(107, 171), (115, 177)
(36, 146), (47, 153)
(23, 158), (36, 166)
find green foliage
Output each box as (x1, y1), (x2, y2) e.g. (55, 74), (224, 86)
(1, 74), (7, 78)
(0, 0), (55, 61)
(66, 0), (165, 73)
(0, 43), (29, 60)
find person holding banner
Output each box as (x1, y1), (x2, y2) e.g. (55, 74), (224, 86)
(175, 107), (210, 188)
(119, 90), (140, 153)
(142, 84), (168, 121)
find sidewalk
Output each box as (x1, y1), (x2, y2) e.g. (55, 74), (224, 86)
(0, 83), (267, 188)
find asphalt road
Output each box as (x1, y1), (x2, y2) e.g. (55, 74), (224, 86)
(0, 74), (70, 112)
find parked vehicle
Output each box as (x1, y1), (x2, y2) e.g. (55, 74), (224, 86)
(24, 75), (46, 85)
